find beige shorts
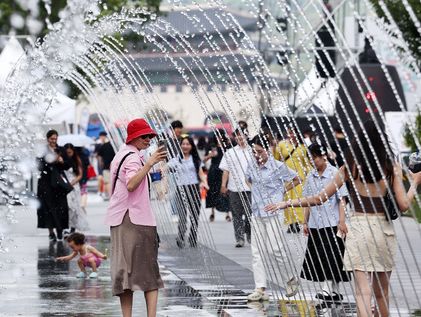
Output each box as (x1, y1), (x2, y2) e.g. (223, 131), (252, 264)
(103, 169), (111, 184)
(343, 214), (397, 272)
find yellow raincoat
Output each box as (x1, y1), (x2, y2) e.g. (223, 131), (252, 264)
(274, 140), (311, 224)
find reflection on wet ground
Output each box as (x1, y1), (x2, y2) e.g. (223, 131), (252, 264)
(0, 234), (416, 316)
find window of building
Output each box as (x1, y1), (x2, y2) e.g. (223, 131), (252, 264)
(160, 85), (167, 93)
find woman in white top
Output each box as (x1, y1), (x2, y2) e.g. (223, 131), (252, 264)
(168, 136), (208, 248)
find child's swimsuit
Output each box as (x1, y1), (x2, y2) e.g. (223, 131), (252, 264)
(80, 245), (101, 267)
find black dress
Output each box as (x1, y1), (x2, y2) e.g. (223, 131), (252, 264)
(300, 226), (351, 282)
(37, 148), (69, 232)
(205, 147), (229, 212)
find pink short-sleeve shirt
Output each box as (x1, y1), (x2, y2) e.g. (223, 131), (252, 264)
(105, 144), (156, 227)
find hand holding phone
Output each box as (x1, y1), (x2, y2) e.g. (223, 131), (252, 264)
(158, 139), (167, 151)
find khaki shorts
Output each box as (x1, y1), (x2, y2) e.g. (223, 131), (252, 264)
(343, 214), (396, 272)
(103, 169), (111, 184)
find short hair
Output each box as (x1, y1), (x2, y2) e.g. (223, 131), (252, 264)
(67, 232), (85, 245)
(46, 129), (58, 139)
(233, 127), (248, 137)
(99, 131), (107, 137)
(308, 143), (328, 157)
(171, 120), (183, 129)
(238, 120), (248, 129)
(251, 134), (271, 151)
(333, 125), (343, 134)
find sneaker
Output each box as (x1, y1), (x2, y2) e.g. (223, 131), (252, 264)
(63, 229), (70, 239)
(76, 272), (87, 279)
(247, 289), (269, 301)
(89, 272), (98, 279)
(285, 277), (300, 297)
(49, 233), (57, 242)
(315, 291), (343, 302)
(235, 240), (245, 248)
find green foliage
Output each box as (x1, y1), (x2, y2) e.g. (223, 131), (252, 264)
(0, 0), (161, 99)
(403, 109), (421, 152)
(0, 0), (160, 38)
(369, 0), (421, 69)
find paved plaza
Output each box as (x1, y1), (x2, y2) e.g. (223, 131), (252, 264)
(1, 193), (421, 316)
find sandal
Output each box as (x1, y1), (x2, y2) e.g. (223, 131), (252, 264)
(209, 214), (215, 222)
(225, 214), (232, 222)
(247, 289), (269, 301)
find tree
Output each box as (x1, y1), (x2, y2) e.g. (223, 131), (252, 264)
(0, 0), (161, 38)
(369, 0), (421, 70)
(0, 0), (162, 99)
(404, 109), (421, 152)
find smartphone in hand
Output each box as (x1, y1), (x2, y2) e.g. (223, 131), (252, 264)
(158, 139), (167, 151)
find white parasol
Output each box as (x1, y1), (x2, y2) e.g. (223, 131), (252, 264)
(58, 134), (95, 147)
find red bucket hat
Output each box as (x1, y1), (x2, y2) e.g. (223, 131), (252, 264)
(125, 118), (157, 144)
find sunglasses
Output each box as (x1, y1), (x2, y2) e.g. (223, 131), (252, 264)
(140, 134), (154, 139)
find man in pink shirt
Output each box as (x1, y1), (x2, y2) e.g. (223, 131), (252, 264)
(106, 118), (166, 317)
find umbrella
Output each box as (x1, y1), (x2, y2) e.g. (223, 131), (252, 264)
(58, 134), (95, 147)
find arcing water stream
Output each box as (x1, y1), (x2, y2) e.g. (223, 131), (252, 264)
(0, 0), (420, 315)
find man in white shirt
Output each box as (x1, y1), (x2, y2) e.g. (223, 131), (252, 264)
(219, 128), (253, 247)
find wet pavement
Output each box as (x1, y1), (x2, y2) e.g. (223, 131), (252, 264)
(1, 194), (420, 316)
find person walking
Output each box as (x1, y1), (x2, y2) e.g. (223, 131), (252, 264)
(265, 120), (421, 317)
(246, 134), (301, 301)
(300, 144), (350, 301)
(37, 130), (71, 242)
(219, 128), (253, 247)
(274, 126), (311, 233)
(168, 136), (208, 248)
(97, 132), (116, 200)
(167, 120), (184, 217)
(105, 118), (167, 317)
(94, 131), (107, 197)
(204, 130), (231, 222)
(63, 143), (89, 234)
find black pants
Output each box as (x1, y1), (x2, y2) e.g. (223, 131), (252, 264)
(229, 191), (251, 242)
(177, 184), (201, 246)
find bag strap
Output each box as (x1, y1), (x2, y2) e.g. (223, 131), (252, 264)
(140, 159), (151, 195)
(112, 151), (135, 194)
(283, 146), (297, 162)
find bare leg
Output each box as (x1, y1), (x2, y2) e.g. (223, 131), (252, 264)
(373, 271), (391, 317)
(81, 193), (88, 209)
(119, 290), (133, 317)
(144, 289), (158, 317)
(77, 259), (86, 273)
(354, 271), (373, 317)
(88, 258), (97, 272)
(97, 175), (104, 194)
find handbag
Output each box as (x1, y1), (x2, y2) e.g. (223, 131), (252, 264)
(51, 167), (74, 195)
(87, 164), (96, 179)
(384, 175), (399, 222)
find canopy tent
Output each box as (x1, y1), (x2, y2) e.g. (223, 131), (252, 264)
(0, 37), (76, 130)
(0, 37), (26, 87)
(44, 93), (76, 125)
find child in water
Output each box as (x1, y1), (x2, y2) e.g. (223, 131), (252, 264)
(56, 232), (107, 278)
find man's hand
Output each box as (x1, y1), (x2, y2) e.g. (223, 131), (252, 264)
(337, 221), (348, 237)
(303, 223), (309, 236)
(220, 185), (228, 195)
(147, 147), (167, 166)
(264, 202), (287, 213)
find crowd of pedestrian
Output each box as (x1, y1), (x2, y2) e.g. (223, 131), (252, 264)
(36, 128), (115, 243)
(36, 117), (421, 317)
